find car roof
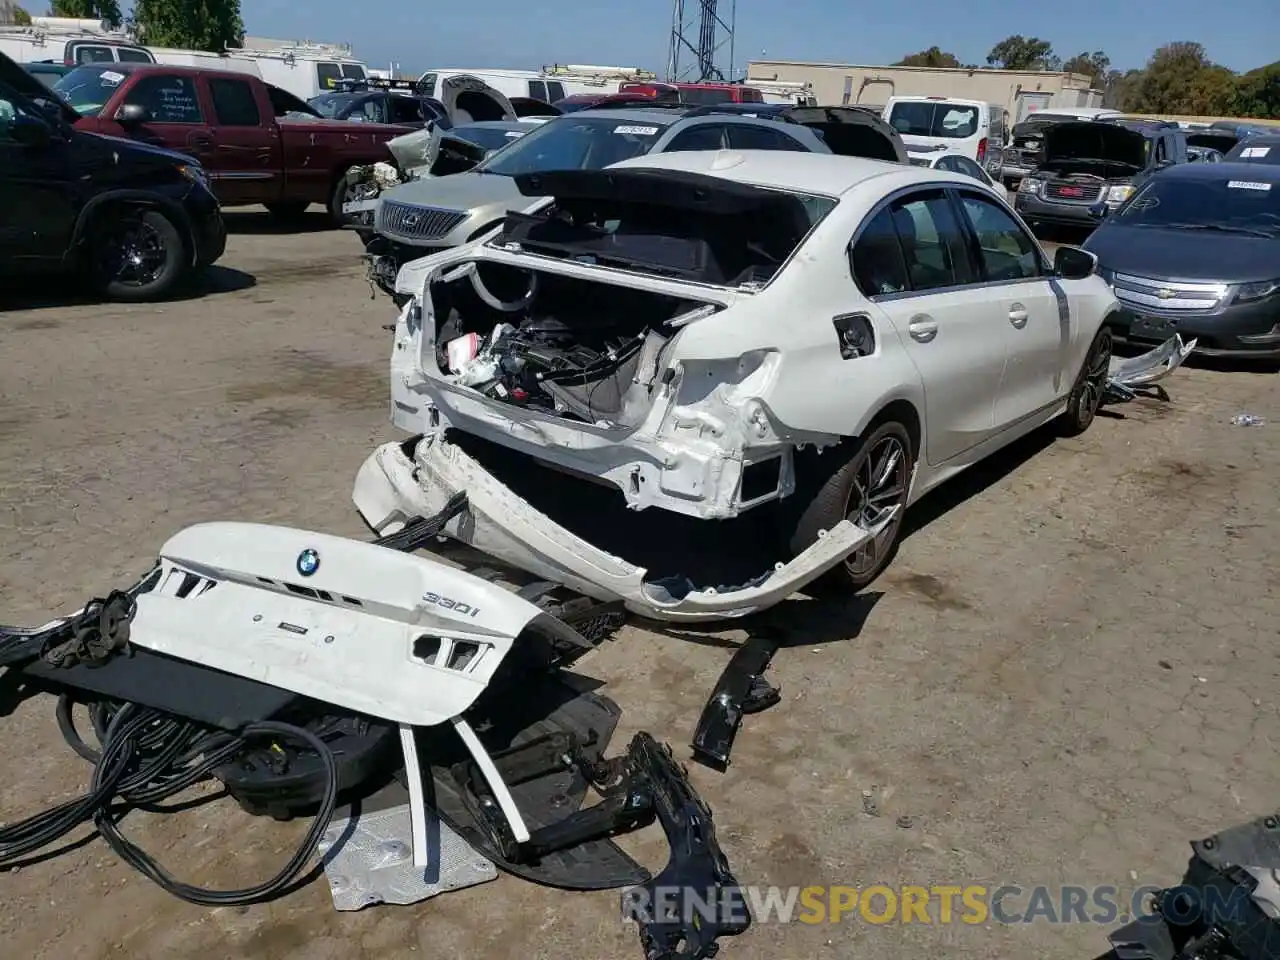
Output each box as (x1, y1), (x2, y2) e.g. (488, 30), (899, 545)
(1156, 160), (1280, 183)
(562, 107), (686, 124)
(1230, 134), (1280, 146)
(454, 120), (528, 131)
(609, 149), (920, 195)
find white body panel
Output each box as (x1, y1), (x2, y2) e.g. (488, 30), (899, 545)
(884, 96), (1008, 173)
(129, 521), (550, 726)
(354, 150), (1116, 620)
(148, 48), (262, 77)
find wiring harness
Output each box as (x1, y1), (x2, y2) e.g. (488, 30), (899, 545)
(0, 588), (338, 906)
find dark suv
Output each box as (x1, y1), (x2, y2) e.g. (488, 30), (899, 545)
(0, 52), (225, 301)
(1014, 120), (1186, 229)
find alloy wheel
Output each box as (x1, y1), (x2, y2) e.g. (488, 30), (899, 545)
(99, 218), (167, 288)
(1075, 332), (1113, 429)
(842, 434), (910, 577)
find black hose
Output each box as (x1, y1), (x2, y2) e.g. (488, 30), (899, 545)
(1, 698), (336, 907)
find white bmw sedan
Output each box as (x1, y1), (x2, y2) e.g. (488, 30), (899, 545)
(354, 149), (1119, 621)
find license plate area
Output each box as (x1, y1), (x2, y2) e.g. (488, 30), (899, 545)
(1130, 314), (1176, 341)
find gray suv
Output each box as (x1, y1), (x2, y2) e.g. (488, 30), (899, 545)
(364, 104), (902, 295)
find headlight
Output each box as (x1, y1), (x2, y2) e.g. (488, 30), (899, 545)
(177, 164), (209, 189)
(1106, 185), (1134, 204)
(1235, 279), (1280, 303)
(1018, 177), (1043, 193)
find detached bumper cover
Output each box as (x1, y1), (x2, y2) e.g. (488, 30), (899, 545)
(353, 436), (894, 623)
(1105, 334), (1197, 401)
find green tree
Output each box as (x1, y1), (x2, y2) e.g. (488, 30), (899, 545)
(1231, 61), (1280, 118)
(50, 0), (122, 27)
(1128, 42), (1238, 115)
(1102, 68), (1144, 110)
(13, 4), (31, 24)
(895, 46), (962, 69)
(1061, 50), (1111, 88)
(986, 35), (1060, 71)
(131, 0), (244, 51)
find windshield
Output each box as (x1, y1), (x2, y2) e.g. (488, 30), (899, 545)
(889, 101), (980, 138)
(477, 115), (671, 177)
(1116, 177), (1280, 236)
(450, 124), (528, 153)
(53, 65), (127, 116)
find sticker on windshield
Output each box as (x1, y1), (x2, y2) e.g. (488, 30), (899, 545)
(504, 131), (524, 137)
(100, 70), (125, 86)
(1227, 180), (1272, 191)
(1240, 146), (1271, 158)
(613, 124), (659, 135)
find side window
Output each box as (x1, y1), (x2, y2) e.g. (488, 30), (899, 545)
(936, 155), (961, 172)
(124, 75), (203, 124)
(528, 80), (547, 101)
(118, 48), (154, 63)
(1154, 138), (1167, 164)
(547, 81), (565, 101)
(316, 62), (342, 91)
(341, 64), (366, 80)
(77, 46), (116, 64)
(726, 124), (809, 152)
(664, 123), (728, 152)
(957, 192), (1043, 282)
(208, 78), (261, 127)
(850, 206), (909, 297)
(359, 98), (387, 124)
(889, 190), (973, 292)
(388, 96), (423, 124)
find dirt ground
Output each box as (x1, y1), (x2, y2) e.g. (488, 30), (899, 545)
(1, 208), (1277, 960)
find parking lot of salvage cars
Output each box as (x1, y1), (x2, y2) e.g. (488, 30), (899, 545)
(2, 209), (1279, 960)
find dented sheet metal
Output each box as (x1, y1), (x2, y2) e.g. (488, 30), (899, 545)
(352, 435), (895, 623)
(1106, 333), (1197, 401)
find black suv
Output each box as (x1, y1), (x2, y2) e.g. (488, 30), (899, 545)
(0, 52), (225, 302)
(1014, 120), (1186, 229)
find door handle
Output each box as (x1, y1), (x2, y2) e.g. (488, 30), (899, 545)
(908, 316), (938, 343)
(1008, 305), (1028, 328)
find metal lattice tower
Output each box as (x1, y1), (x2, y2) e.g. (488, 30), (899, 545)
(666, 0), (736, 82)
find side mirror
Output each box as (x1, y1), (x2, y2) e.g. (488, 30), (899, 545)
(10, 113), (52, 148)
(1054, 245), (1097, 280)
(1087, 201), (1109, 220)
(114, 103), (148, 125)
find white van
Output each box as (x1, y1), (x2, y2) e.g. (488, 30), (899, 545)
(883, 96), (1008, 177)
(416, 66), (651, 103)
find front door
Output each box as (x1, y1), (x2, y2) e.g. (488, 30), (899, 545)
(850, 189), (1007, 465)
(202, 75), (282, 204)
(101, 72), (211, 166)
(952, 188), (1069, 426)
(0, 89), (77, 264)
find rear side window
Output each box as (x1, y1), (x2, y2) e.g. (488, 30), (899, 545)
(679, 87), (732, 105)
(316, 62), (342, 91)
(726, 124), (808, 152)
(851, 189), (973, 295)
(388, 96), (423, 124)
(75, 45), (117, 64)
(118, 48), (153, 63)
(528, 80), (548, 101)
(209, 78), (261, 126)
(341, 63), (365, 80)
(547, 81), (565, 101)
(851, 207), (910, 296)
(665, 123), (727, 151)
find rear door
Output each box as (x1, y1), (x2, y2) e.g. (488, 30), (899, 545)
(202, 75), (282, 204)
(951, 187), (1068, 428)
(849, 188), (1006, 464)
(0, 85), (77, 263)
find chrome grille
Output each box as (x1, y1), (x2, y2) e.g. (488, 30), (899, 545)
(1111, 273), (1229, 313)
(1045, 180), (1103, 203)
(377, 201), (467, 241)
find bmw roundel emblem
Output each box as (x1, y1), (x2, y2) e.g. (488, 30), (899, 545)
(296, 548), (320, 577)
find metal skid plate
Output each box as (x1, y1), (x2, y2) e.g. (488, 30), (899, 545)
(318, 782), (497, 911)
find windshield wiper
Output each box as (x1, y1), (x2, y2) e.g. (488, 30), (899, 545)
(1160, 222), (1277, 238)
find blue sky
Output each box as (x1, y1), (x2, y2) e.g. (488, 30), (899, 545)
(237, 0), (1273, 76)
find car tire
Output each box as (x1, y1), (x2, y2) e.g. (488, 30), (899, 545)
(328, 169), (359, 226)
(781, 419), (915, 596)
(265, 201), (310, 219)
(1057, 326), (1113, 437)
(89, 208), (186, 302)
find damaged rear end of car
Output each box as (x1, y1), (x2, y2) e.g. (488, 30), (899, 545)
(354, 165), (896, 621)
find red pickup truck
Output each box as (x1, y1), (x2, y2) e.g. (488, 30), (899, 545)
(53, 62), (412, 222)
